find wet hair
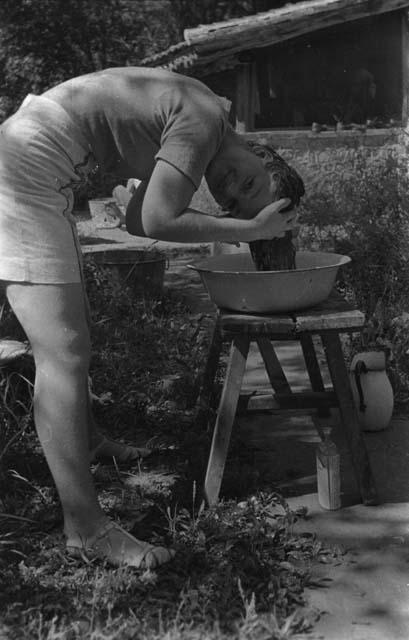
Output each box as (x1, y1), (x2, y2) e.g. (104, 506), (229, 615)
(245, 141), (305, 271)
(246, 140), (305, 210)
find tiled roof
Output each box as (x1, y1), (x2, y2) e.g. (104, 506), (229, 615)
(140, 41), (238, 75)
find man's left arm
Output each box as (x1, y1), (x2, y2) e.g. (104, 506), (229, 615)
(125, 181), (149, 236)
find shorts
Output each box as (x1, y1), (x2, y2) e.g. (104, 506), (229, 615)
(0, 94), (97, 284)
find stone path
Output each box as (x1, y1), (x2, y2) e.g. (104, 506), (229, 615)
(294, 499), (409, 640)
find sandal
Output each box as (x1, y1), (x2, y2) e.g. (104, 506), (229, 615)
(66, 520), (175, 569)
(90, 436), (152, 464)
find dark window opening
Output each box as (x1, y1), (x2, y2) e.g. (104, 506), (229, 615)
(254, 12), (402, 129)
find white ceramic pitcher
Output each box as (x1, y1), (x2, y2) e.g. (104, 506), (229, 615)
(349, 351), (394, 432)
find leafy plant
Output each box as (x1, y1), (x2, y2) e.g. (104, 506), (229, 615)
(0, 0), (180, 122)
(170, 0), (286, 34)
(299, 143), (409, 402)
(1, 488), (325, 640)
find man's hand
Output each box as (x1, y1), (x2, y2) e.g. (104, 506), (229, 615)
(252, 198), (298, 239)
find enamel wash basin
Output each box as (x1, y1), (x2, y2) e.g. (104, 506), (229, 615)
(187, 251), (351, 314)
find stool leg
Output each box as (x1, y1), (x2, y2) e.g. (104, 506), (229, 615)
(194, 319), (223, 431)
(204, 334), (250, 506)
(320, 332), (378, 506)
(300, 334), (325, 392)
(256, 337), (292, 393)
(300, 333), (330, 418)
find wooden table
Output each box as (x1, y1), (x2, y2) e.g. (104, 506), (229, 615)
(196, 293), (379, 507)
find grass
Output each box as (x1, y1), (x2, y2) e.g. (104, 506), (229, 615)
(0, 255), (337, 639)
(1, 488), (328, 639)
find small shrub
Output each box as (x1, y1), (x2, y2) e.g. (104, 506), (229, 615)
(299, 143), (409, 403)
(82, 257), (215, 435)
(300, 144), (409, 316)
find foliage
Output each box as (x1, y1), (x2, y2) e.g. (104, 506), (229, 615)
(0, 0), (300, 122)
(0, 301), (35, 463)
(299, 145), (409, 316)
(0, 483), (325, 639)
(298, 143), (409, 402)
(0, 0), (179, 121)
(83, 257), (212, 427)
(170, 0), (288, 35)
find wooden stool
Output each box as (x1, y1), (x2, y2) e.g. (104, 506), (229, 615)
(197, 292), (378, 507)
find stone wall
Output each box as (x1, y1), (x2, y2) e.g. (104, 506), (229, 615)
(246, 129), (404, 194)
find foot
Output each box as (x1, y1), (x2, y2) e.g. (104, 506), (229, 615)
(90, 436), (152, 464)
(66, 520), (175, 569)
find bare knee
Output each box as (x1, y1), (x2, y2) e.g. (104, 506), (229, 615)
(6, 282), (91, 376)
(36, 328), (91, 376)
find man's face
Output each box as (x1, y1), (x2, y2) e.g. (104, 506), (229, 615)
(207, 147), (276, 220)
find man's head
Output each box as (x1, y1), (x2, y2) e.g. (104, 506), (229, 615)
(206, 130), (304, 219)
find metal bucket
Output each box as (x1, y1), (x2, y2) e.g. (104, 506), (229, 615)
(89, 248), (166, 297)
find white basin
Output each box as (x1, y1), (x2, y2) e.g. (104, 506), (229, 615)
(187, 251), (351, 313)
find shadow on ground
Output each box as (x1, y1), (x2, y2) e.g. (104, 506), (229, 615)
(235, 341), (409, 640)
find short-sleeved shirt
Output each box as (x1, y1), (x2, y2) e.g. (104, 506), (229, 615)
(44, 66), (231, 189)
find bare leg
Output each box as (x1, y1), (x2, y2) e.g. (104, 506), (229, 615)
(7, 282), (101, 536)
(6, 282), (174, 567)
